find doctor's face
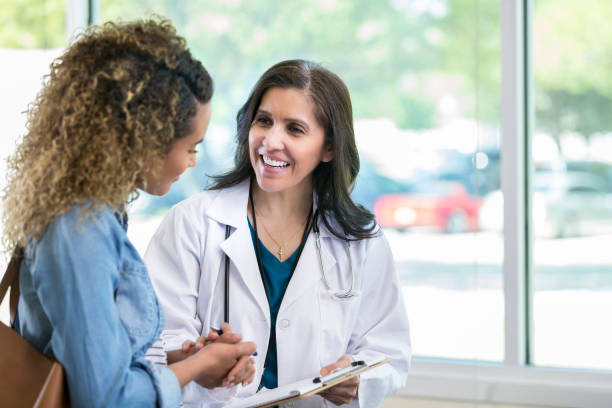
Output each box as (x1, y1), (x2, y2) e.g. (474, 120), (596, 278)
(248, 87), (333, 195)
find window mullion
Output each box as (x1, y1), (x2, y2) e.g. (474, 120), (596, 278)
(65, 0), (100, 43)
(500, 0), (528, 368)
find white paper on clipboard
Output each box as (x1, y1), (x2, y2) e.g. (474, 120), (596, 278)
(224, 356), (388, 408)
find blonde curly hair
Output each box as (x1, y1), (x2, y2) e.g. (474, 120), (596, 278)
(2, 17), (212, 250)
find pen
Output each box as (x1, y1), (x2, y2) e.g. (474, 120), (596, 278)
(210, 326), (224, 336)
(210, 326), (258, 356)
(312, 361), (365, 384)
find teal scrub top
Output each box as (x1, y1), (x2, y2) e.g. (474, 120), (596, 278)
(248, 220), (308, 389)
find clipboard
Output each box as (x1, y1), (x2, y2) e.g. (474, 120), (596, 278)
(224, 357), (389, 408)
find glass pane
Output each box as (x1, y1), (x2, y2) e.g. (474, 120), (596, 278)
(102, 0), (503, 361)
(0, 3), (66, 324)
(0, 0), (65, 49)
(532, 0), (612, 370)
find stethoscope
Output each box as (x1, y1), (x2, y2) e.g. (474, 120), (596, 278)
(311, 210), (360, 300)
(221, 208), (360, 323)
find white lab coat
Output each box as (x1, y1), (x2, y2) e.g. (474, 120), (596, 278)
(145, 180), (411, 407)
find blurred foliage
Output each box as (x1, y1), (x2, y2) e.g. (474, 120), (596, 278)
(101, 0), (499, 130)
(438, 0), (501, 126)
(3, 0), (612, 148)
(533, 0), (612, 140)
(0, 0), (65, 48)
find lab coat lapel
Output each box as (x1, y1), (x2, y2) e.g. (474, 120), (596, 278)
(207, 181), (271, 323)
(280, 225), (337, 314)
(220, 220), (270, 323)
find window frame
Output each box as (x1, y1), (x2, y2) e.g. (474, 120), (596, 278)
(78, 0), (612, 405)
(401, 1), (612, 406)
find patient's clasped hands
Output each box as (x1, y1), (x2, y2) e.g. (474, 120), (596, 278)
(180, 322), (256, 388)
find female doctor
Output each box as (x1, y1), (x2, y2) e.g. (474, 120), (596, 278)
(145, 59), (411, 407)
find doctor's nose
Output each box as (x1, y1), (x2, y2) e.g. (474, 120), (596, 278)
(262, 125), (284, 150)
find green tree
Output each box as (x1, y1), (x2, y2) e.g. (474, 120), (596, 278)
(0, 0), (65, 48)
(533, 0), (612, 140)
(102, 0), (450, 129)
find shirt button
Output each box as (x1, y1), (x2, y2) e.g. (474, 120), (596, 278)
(279, 318), (290, 329)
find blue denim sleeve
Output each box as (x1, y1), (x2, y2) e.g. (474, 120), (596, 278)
(134, 357), (182, 408)
(30, 210), (181, 407)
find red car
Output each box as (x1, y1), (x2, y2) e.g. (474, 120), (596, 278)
(374, 181), (482, 233)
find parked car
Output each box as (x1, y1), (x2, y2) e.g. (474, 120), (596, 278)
(566, 160), (612, 188)
(430, 149), (501, 196)
(352, 156), (411, 211)
(479, 170), (612, 238)
(374, 181), (482, 233)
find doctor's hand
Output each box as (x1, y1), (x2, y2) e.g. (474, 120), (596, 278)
(180, 323), (243, 357)
(222, 354), (256, 387)
(207, 322), (244, 344)
(168, 340), (256, 389)
(213, 324), (256, 387)
(192, 341), (257, 389)
(319, 355), (360, 406)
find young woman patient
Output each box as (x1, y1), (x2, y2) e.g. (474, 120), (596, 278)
(2, 18), (255, 407)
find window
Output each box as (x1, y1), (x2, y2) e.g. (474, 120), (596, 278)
(0, 0), (66, 324)
(103, 0), (504, 363)
(1, 1), (611, 406)
(532, 0), (612, 371)
(0, 0), (65, 49)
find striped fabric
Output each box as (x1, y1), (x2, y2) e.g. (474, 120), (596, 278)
(146, 337), (168, 366)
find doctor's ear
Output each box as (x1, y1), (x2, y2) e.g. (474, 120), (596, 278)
(321, 143), (334, 163)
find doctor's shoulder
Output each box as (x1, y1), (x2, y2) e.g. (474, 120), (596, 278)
(346, 222), (394, 266)
(328, 213), (384, 247)
(321, 215), (387, 263)
(148, 189), (224, 248)
(169, 180), (247, 217)
(166, 188), (222, 220)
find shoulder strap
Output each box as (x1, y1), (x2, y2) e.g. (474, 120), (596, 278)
(0, 246), (24, 326)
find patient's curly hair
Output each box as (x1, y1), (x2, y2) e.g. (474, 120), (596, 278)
(2, 17), (213, 250)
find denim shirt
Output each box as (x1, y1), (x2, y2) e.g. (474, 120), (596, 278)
(15, 205), (181, 407)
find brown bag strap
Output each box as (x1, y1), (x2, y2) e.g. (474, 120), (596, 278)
(0, 246), (24, 326)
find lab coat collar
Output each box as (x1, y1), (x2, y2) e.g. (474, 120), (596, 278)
(206, 179), (336, 239)
(206, 181), (250, 229)
(206, 179), (339, 317)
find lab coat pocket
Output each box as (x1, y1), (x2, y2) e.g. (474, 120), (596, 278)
(115, 259), (156, 351)
(318, 282), (361, 365)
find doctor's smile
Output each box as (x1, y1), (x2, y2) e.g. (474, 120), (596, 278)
(261, 154), (290, 169)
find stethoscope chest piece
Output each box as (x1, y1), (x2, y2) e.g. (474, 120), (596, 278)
(328, 289), (361, 299)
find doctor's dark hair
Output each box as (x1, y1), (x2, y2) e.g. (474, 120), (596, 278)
(2, 17), (213, 250)
(211, 59), (377, 240)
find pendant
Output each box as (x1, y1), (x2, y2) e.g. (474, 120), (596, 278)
(278, 247), (283, 262)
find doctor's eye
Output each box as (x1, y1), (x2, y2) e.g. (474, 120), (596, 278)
(253, 115), (272, 126)
(288, 124), (305, 135)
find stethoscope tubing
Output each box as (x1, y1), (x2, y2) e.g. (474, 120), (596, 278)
(224, 225), (231, 323)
